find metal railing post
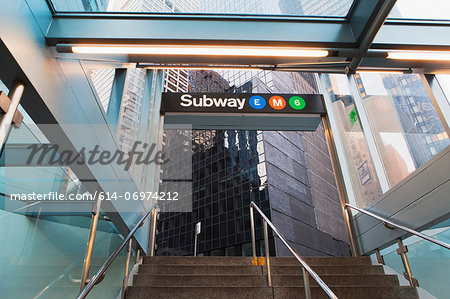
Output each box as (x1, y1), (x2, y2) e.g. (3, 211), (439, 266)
(263, 220), (271, 287)
(396, 238), (419, 287)
(121, 239), (133, 299)
(150, 208), (158, 256)
(80, 195), (102, 291)
(135, 249), (141, 264)
(302, 267), (312, 299)
(250, 205), (256, 258)
(344, 205), (359, 256)
(0, 81), (25, 152)
(375, 248), (385, 265)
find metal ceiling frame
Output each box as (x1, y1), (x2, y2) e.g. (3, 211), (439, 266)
(45, 0), (450, 73)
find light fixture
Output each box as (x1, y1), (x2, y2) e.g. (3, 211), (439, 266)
(137, 64), (268, 71)
(387, 51), (450, 61)
(59, 44), (329, 58)
(357, 70), (407, 74)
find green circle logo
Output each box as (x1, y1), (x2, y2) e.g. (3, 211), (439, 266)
(289, 96), (306, 110)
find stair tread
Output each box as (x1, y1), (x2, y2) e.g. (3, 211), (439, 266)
(126, 256), (418, 299)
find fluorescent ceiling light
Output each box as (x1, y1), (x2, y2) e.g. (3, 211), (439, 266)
(357, 70), (405, 74)
(71, 45), (329, 57)
(139, 64), (266, 70)
(387, 51), (450, 61)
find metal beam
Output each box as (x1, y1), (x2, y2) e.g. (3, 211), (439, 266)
(46, 15), (355, 48)
(346, 0), (397, 73)
(348, 0), (388, 45)
(106, 68), (127, 132)
(45, 13), (450, 73)
(373, 21), (450, 50)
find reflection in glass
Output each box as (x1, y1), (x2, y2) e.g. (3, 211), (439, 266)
(322, 74), (382, 208)
(355, 73), (449, 187)
(50, 0), (355, 17)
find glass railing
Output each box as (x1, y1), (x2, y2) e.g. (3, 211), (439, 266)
(0, 111), (134, 298)
(84, 212), (135, 299)
(371, 220), (450, 299)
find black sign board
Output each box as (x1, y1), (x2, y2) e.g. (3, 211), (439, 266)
(160, 93), (325, 115)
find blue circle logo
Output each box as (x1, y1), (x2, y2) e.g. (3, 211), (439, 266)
(249, 96), (266, 109)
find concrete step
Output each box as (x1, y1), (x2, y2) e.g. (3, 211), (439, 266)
(133, 274), (267, 287)
(143, 256), (254, 265)
(267, 265), (385, 275)
(142, 256), (372, 266)
(271, 274), (399, 287)
(270, 256), (372, 266)
(273, 286), (419, 299)
(138, 264), (263, 275)
(132, 273), (399, 287)
(126, 286), (273, 299)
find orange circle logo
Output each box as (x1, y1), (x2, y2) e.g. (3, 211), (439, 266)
(269, 96), (286, 110)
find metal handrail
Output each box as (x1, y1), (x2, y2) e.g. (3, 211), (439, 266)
(250, 202), (338, 299)
(76, 203), (159, 299)
(345, 204), (450, 250)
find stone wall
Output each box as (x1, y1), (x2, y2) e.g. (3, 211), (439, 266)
(264, 123), (350, 257)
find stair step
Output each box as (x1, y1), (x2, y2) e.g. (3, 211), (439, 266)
(143, 256), (254, 265)
(133, 274), (267, 287)
(142, 256), (372, 266)
(271, 274), (399, 286)
(273, 286), (419, 299)
(132, 273), (400, 287)
(127, 256), (419, 299)
(126, 286), (273, 299)
(138, 264), (263, 275)
(270, 256), (372, 266)
(268, 265), (384, 275)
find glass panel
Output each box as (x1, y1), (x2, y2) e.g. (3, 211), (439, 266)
(389, 0), (450, 20)
(0, 78), (9, 94)
(355, 73), (450, 187)
(436, 74), (450, 105)
(322, 74), (383, 208)
(0, 108), (136, 298)
(86, 212), (133, 298)
(89, 67), (115, 113)
(50, 0), (355, 17)
(378, 219), (450, 298)
(0, 116), (93, 299)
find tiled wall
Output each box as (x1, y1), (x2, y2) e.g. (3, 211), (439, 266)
(264, 123), (350, 257)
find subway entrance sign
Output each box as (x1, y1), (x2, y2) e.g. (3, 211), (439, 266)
(161, 93), (325, 114)
(161, 93), (326, 131)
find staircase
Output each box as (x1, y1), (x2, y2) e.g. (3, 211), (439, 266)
(126, 256), (419, 299)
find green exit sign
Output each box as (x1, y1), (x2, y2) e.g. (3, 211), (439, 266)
(349, 108), (358, 126)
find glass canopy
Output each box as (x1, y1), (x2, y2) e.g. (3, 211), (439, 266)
(389, 0), (450, 20)
(49, 0), (355, 17)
